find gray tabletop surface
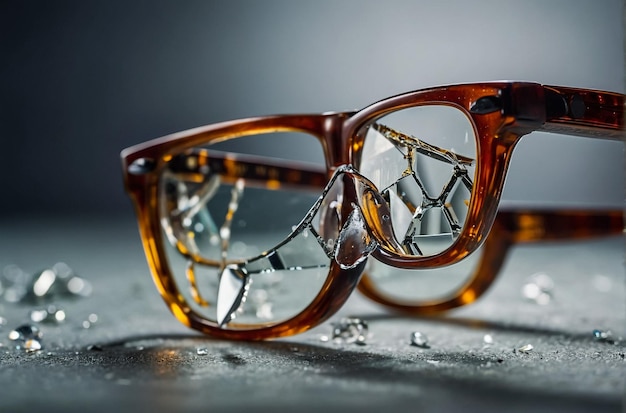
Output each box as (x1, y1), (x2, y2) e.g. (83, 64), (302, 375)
(0, 215), (623, 413)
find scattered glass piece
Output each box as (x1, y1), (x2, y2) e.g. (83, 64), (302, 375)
(592, 329), (615, 344)
(1, 263), (92, 303)
(196, 348), (209, 355)
(82, 313), (99, 329)
(522, 273), (554, 305)
(410, 331), (430, 348)
(9, 324), (43, 352)
(331, 317), (369, 345)
(483, 334), (493, 344)
(29, 305), (66, 324)
(319, 335), (329, 343)
(517, 344), (533, 353)
(216, 265), (250, 327)
(24, 339), (42, 353)
(87, 344), (103, 351)
(8, 324), (42, 342)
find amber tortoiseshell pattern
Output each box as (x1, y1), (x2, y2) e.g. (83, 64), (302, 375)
(122, 82), (624, 339)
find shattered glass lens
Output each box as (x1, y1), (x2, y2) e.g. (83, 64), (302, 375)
(357, 104), (477, 257)
(158, 132), (334, 329)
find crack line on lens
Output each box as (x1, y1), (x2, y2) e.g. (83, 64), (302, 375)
(372, 123), (474, 255)
(219, 178), (245, 269)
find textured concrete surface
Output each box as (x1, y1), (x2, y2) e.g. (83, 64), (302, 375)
(0, 216), (624, 412)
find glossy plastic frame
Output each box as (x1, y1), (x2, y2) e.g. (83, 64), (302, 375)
(122, 81), (624, 339)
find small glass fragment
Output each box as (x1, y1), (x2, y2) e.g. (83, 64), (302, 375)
(82, 313), (99, 329)
(483, 334), (494, 344)
(517, 344), (534, 353)
(24, 339), (42, 353)
(196, 347), (209, 355)
(2, 263), (92, 303)
(410, 331), (430, 348)
(331, 317), (368, 345)
(592, 329), (615, 344)
(29, 305), (66, 324)
(319, 335), (329, 343)
(87, 344), (103, 351)
(8, 324), (42, 342)
(9, 324), (43, 352)
(522, 273), (554, 305)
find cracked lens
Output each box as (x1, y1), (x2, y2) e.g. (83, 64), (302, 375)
(360, 105), (476, 257)
(158, 132), (332, 329)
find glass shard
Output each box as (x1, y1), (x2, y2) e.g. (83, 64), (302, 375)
(9, 324), (43, 351)
(24, 339), (42, 353)
(216, 265), (250, 327)
(483, 334), (494, 344)
(517, 344), (534, 353)
(334, 206), (377, 270)
(196, 347), (209, 355)
(410, 331), (430, 348)
(87, 344), (103, 351)
(331, 317), (368, 345)
(1, 263), (92, 303)
(592, 329), (615, 344)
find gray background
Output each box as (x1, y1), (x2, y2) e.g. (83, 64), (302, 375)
(0, 2), (624, 412)
(1, 0), (624, 219)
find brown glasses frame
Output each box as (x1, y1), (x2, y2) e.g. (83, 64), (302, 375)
(122, 81), (624, 340)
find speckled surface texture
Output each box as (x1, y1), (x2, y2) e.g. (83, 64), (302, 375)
(0, 216), (624, 412)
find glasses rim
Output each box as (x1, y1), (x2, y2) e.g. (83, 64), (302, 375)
(121, 81), (624, 339)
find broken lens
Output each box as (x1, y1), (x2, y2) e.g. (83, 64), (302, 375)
(157, 131), (334, 329)
(356, 104), (477, 258)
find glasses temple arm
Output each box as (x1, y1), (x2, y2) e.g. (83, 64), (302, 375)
(539, 85), (624, 141)
(496, 209), (623, 243)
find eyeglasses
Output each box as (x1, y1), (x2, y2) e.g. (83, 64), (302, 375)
(121, 82), (624, 340)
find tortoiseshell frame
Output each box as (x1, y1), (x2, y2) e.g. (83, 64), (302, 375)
(121, 82), (624, 340)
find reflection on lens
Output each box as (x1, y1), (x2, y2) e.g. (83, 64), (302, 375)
(357, 105), (476, 258)
(157, 132), (335, 329)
